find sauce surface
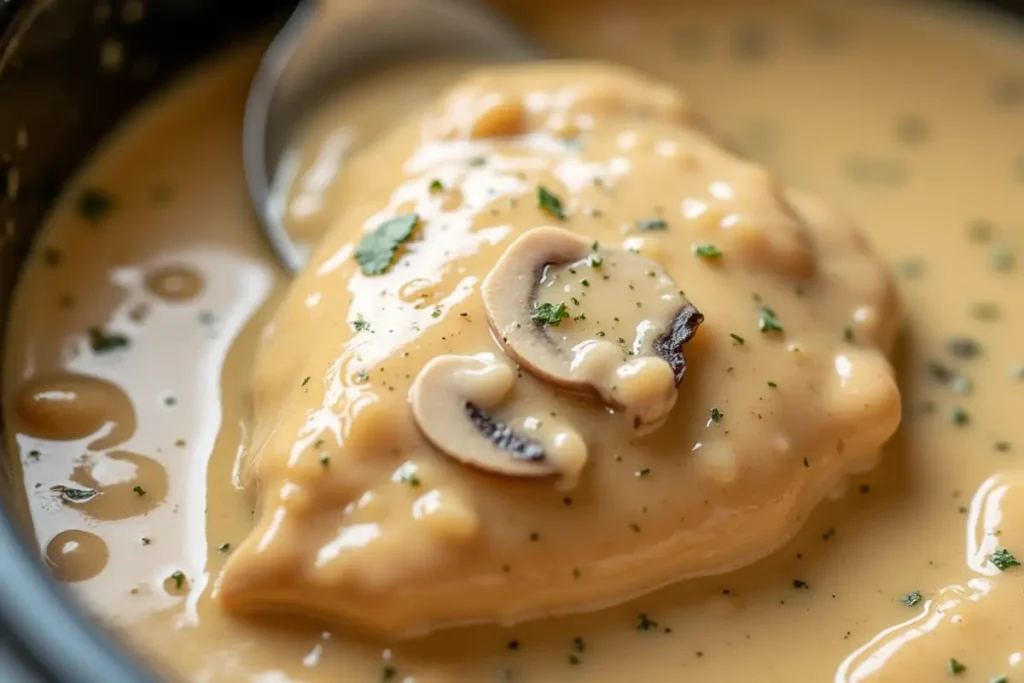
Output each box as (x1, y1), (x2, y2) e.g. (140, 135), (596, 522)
(3, 0), (1024, 681)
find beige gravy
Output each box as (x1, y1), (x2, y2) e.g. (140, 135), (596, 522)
(3, 0), (1024, 681)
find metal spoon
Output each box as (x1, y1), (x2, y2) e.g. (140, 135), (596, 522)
(243, 0), (538, 275)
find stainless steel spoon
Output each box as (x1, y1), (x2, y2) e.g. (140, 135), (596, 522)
(243, 0), (538, 275)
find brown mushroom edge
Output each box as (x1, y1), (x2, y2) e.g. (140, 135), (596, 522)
(481, 227), (703, 433)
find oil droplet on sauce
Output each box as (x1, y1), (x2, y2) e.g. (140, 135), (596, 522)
(15, 373), (135, 446)
(45, 530), (108, 583)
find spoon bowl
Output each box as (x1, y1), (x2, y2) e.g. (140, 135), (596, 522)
(243, 0), (538, 275)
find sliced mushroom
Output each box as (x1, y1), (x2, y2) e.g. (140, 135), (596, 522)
(410, 353), (588, 482)
(482, 227), (703, 433)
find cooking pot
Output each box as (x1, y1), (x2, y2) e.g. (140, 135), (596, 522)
(0, 1), (1021, 681)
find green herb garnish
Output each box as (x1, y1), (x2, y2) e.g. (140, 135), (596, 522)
(990, 548), (1021, 570)
(636, 217), (667, 231)
(949, 658), (966, 675)
(709, 407), (724, 424)
(636, 613), (659, 631)
(88, 326), (129, 353)
(758, 307), (784, 333)
(77, 188), (114, 223)
(51, 485), (98, 502)
(793, 579), (809, 589)
(533, 301), (570, 326)
(588, 254), (603, 267)
(301, 376), (310, 387)
(428, 179), (445, 192)
(730, 333), (745, 345)
(900, 590), (922, 607)
(354, 213), (419, 275)
(132, 485), (146, 497)
(170, 571), (186, 590)
(635, 468), (651, 478)
(537, 186), (566, 219)
(951, 407), (970, 426)
(217, 543), (231, 552)
(352, 317), (370, 332)
(692, 243), (723, 259)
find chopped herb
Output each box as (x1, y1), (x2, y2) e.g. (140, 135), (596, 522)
(844, 326), (855, 343)
(381, 664), (397, 681)
(573, 637), (585, 653)
(314, 439), (325, 448)
(951, 407), (970, 426)
(398, 468), (421, 487)
(533, 301), (570, 326)
(467, 155), (487, 167)
(949, 658), (966, 675)
(568, 654), (581, 666)
(43, 247), (61, 266)
(354, 213), (419, 275)
(968, 219), (994, 242)
(989, 548), (1021, 570)
(431, 307), (442, 318)
(319, 454), (330, 467)
(428, 179), (445, 192)
(217, 543), (231, 552)
(88, 326), (129, 353)
(895, 114), (929, 145)
(767, 381), (777, 388)
(709, 407), (724, 424)
(732, 22), (771, 61)
(580, 278), (590, 287)
(990, 677), (1009, 683)
(28, 450), (40, 459)
(896, 257), (925, 279)
(758, 307), (783, 333)
(301, 376), (311, 387)
(170, 571), (186, 590)
(972, 301), (1000, 321)
(947, 337), (981, 359)
(635, 468), (651, 478)
(692, 242), (723, 259)
(636, 217), (667, 231)
(927, 360), (955, 383)
(991, 246), (1016, 272)
(507, 640), (520, 650)
(537, 186), (566, 219)
(141, 537), (151, 545)
(792, 579), (809, 589)
(132, 485), (146, 497)
(730, 333), (745, 345)
(588, 254), (603, 267)
(900, 590), (922, 607)
(995, 441), (1012, 453)
(51, 485), (98, 502)
(77, 188), (114, 223)
(636, 613), (659, 631)
(352, 318), (370, 332)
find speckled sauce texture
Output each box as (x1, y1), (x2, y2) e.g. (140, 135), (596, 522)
(2, 0), (1024, 681)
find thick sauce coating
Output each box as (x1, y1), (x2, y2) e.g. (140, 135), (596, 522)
(221, 62), (900, 636)
(2, 0), (1023, 681)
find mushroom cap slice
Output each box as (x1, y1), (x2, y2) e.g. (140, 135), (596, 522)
(409, 353), (588, 480)
(482, 226), (703, 432)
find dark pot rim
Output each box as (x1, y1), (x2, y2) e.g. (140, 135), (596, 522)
(0, 1), (1022, 682)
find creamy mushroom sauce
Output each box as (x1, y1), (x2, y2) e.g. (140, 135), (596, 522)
(2, 0), (1023, 681)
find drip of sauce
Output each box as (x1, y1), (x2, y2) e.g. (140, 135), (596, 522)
(1, 0), (1023, 681)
